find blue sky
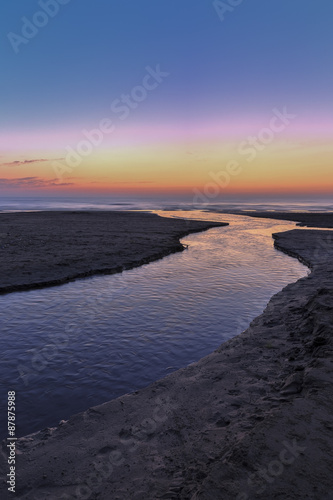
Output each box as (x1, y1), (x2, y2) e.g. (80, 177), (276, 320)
(1, 0), (333, 130)
(1, 1), (332, 196)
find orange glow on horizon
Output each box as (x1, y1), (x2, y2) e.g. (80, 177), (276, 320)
(1, 136), (332, 197)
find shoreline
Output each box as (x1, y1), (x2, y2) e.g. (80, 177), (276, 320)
(1, 213), (333, 498)
(221, 210), (333, 228)
(0, 211), (226, 295)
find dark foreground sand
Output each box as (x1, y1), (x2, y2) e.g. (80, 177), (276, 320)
(0, 211), (226, 294)
(1, 213), (333, 499)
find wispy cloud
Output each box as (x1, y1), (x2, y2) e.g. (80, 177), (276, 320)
(110, 181), (154, 184)
(0, 177), (73, 188)
(1, 158), (64, 167)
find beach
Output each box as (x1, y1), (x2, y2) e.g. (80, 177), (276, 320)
(226, 211), (333, 228)
(0, 211), (226, 294)
(0, 211), (333, 499)
(3, 0), (332, 496)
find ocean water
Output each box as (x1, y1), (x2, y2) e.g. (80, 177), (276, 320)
(0, 210), (310, 438)
(0, 195), (333, 213)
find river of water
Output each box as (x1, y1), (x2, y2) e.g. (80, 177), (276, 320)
(0, 211), (309, 437)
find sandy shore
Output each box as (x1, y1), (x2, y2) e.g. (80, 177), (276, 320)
(0, 211), (226, 294)
(224, 211), (333, 228)
(1, 213), (333, 499)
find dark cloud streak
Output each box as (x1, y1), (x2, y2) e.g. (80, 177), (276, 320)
(0, 177), (73, 188)
(1, 158), (64, 167)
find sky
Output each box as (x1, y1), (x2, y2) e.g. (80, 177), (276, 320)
(0, 0), (333, 199)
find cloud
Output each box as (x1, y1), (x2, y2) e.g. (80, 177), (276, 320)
(0, 177), (74, 188)
(110, 181), (154, 184)
(1, 158), (64, 167)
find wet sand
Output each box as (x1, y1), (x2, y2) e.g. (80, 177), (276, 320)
(0, 211), (226, 294)
(225, 211), (333, 228)
(1, 213), (333, 499)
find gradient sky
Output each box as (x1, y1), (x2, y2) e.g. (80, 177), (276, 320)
(1, 0), (332, 197)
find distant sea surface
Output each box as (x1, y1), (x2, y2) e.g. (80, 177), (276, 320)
(0, 196), (333, 213)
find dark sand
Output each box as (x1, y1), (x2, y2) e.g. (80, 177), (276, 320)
(0, 211), (226, 294)
(1, 212), (333, 499)
(224, 211), (333, 228)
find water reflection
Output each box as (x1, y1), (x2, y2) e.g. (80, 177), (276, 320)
(0, 212), (308, 437)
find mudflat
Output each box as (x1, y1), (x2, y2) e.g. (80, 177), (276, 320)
(225, 211), (333, 228)
(0, 211), (226, 294)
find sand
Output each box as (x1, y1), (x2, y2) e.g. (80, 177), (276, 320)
(1, 212), (333, 499)
(0, 211), (226, 294)
(224, 211), (333, 228)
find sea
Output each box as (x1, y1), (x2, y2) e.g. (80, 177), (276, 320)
(0, 195), (332, 437)
(0, 195), (332, 213)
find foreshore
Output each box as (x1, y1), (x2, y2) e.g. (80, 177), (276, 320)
(0, 211), (226, 294)
(1, 212), (333, 499)
(223, 210), (333, 228)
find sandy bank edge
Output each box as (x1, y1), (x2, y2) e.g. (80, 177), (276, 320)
(1, 228), (333, 500)
(0, 211), (227, 295)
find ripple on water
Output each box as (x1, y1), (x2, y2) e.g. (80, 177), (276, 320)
(0, 212), (308, 437)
